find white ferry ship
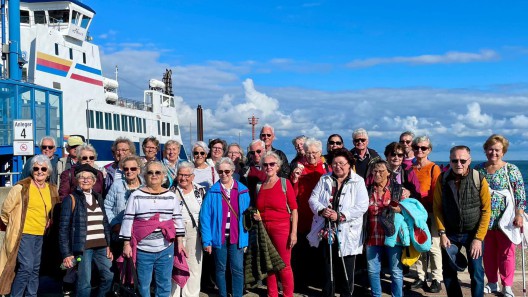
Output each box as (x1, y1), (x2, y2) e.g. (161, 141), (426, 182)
(0, 0), (187, 182)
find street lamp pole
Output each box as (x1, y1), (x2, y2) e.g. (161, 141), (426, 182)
(86, 99), (94, 144)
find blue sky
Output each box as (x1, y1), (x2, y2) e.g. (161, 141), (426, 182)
(86, 0), (528, 160)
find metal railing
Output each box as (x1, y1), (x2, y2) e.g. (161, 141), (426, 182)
(0, 172), (20, 187)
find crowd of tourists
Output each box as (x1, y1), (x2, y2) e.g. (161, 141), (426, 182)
(0, 127), (525, 297)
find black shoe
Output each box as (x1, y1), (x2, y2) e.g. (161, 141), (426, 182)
(428, 280), (442, 293)
(410, 279), (425, 289)
(62, 283), (74, 296)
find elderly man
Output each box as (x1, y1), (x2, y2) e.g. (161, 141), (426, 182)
(259, 124), (290, 178)
(399, 131), (415, 168)
(350, 128), (379, 179)
(433, 145), (491, 297)
(57, 135), (85, 180)
(103, 137), (135, 196)
(21, 136), (60, 185)
(241, 139), (267, 201)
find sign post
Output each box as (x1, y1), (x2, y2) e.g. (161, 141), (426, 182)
(13, 119), (34, 156)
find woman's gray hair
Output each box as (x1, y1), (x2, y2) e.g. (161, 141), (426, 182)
(143, 161), (168, 184)
(76, 144), (98, 159)
(215, 157), (235, 172)
(226, 143), (246, 163)
(164, 140), (181, 151)
(75, 171), (96, 182)
(30, 154), (52, 175)
(178, 161), (195, 174)
(193, 141), (210, 154)
(412, 135), (433, 150)
(303, 138), (322, 153)
(291, 135), (307, 146)
(259, 151), (282, 168)
(119, 155), (142, 170)
(112, 137), (136, 155)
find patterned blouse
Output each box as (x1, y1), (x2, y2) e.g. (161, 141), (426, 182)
(475, 162), (526, 230)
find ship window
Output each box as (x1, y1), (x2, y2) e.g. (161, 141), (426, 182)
(129, 117), (135, 133)
(72, 11), (81, 25)
(122, 115), (128, 132)
(20, 10), (30, 24)
(166, 123), (170, 137)
(69, 48), (73, 60)
(174, 124), (179, 136)
(143, 119), (146, 133)
(87, 110), (94, 129)
(95, 111), (103, 129)
(105, 113), (112, 130)
(54, 44), (59, 55)
(34, 11), (46, 24)
(49, 9), (70, 24)
(113, 114), (120, 131)
(82, 53), (86, 64)
(157, 121), (160, 136)
(137, 118), (142, 133)
(161, 122), (166, 136)
(81, 15), (91, 29)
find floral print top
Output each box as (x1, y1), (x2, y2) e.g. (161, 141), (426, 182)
(475, 162), (526, 230)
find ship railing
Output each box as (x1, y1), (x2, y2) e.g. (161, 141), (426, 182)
(0, 172), (19, 187)
(116, 98), (153, 112)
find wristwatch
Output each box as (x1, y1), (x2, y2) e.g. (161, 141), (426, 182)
(438, 230), (446, 236)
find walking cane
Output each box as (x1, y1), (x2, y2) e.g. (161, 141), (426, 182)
(333, 220), (352, 296)
(327, 221), (335, 297)
(522, 225), (526, 297)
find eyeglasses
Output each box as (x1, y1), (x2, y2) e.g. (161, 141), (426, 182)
(212, 147), (223, 151)
(450, 159), (469, 165)
(123, 167), (138, 172)
(262, 162), (277, 168)
(193, 151), (206, 156)
(412, 146), (429, 151)
(177, 173), (193, 178)
(41, 145), (55, 150)
(391, 153), (404, 158)
(353, 138), (367, 143)
(328, 141), (342, 146)
(81, 156), (96, 161)
(146, 170), (163, 176)
(249, 149), (262, 155)
(332, 162), (349, 167)
(399, 140), (412, 144)
(260, 133), (272, 138)
(78, 176), (93, 181)
(116, 149), (130, 153)
(33, 166), (48, 172)
(217, 170), (232, 175)
(372, 169), (387, 175)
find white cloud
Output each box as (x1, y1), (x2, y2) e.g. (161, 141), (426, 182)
(511, 115), (528, 128)
(346, 49), (499, 68)
(456, 102), (493, 127)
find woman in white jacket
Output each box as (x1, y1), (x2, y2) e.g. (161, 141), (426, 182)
(308, 148), (369, 297)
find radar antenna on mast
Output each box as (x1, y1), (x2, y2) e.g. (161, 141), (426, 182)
(162, 69), (174, 96)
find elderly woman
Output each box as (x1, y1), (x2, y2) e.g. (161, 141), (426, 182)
(290, 135), (307, 169)
(324, 133), (345, 166)
(59, 164), (113, 297)
(308, 148), (369, 297)
(411, 136), (442, 292)
(104, 155), (144, 256)
(59, 144), (104, 197)
(475, 134), (526, 297)
(254, 151), (298, 297)
(365, 159), (407, 297)
(289, 138), (329, 290)
(0, 155), (59, 297)
(206, 138), (227, 167)
(171, 161), (206, 297)
(162, 140), (181, 189)
(192, 141), (219, 192)
(141, 136), (160, 165)
(199, 157), (251, 297)
(226, 143), (246, 180)
(120, 161), (185, 297)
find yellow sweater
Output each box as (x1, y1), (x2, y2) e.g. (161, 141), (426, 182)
(23, 183), (52, 235)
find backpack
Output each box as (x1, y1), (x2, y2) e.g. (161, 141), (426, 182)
(256, 177), (291, 215)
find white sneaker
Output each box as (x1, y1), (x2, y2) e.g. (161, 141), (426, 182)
(484, 282), (500, 294)
(503, 286), (515, 297)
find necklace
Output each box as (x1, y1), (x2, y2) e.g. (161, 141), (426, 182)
(147, 186), (162, 203)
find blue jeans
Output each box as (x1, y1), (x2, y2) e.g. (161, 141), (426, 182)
(366, 245), (403, 297)
(442, 233), (484, 297)
(213, 242), (244, 297)
(11, 234), (43, 297)
(136, 245), (174, 297)
(77, 246), (114, 297)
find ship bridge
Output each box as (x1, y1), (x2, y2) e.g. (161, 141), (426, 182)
(20, 0), (95, 41)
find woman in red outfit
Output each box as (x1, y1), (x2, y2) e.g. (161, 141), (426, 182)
(255, 151), (298, 297)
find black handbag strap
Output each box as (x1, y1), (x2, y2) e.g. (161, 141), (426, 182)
(122, 257), (139, 293)
(176, 187), (198, 228)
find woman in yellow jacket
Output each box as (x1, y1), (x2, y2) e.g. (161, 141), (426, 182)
(0, 155), (59, 297)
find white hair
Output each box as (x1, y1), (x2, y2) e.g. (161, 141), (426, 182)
(352, 128), (368, 139)
(260, 124), (275, 135)
(304, 138), (322, 152)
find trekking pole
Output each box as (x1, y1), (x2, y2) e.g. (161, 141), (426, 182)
(333, 220), (352, 296)
(522, 226), (526, 297)
(327, 219), (335, 297)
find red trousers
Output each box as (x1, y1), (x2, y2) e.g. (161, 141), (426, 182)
(263, 218), (294, 297)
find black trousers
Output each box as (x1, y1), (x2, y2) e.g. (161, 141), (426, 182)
(321, 242), (356, 297)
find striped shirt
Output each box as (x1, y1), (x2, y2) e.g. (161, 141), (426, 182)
(84, 192), (107, 249)
(119, 189), (185, 252)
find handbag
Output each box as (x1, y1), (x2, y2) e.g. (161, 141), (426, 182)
(497, 165), (522, 245)
(115, 257), (140, 297)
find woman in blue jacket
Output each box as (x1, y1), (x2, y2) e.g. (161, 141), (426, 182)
(199, 158), (250, 297)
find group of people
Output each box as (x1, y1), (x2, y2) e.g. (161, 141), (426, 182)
(0, 125), (525, 297)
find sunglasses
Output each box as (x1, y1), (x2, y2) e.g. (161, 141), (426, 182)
(353, 138), (367, 143)
(391, 153), (404, 158)
(41, 145), (55, 150)
(81, 156), (96, 161)
(328, 141), (342, 146)
(217, 170), (231, 175)
(146, 170), (163, 176)
(450, 159), (469, 165)
(260, 133), (272, 138)
(263, 162), (277, 168)
(399, 140), (412, 144)
(412, 146), (429, 151)
(123, 167), (138, 172)
(193, 151), (206, 156)
(33, 166), (48, 172)
(249, 149), (262, 155)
